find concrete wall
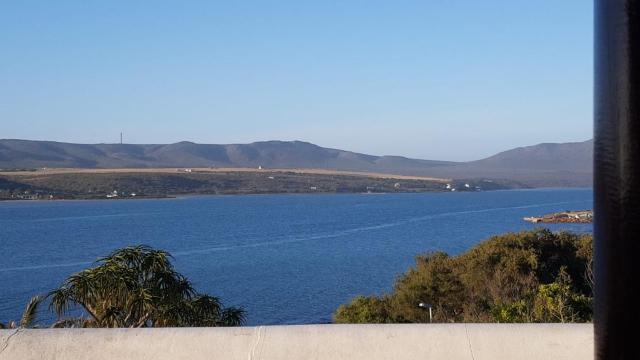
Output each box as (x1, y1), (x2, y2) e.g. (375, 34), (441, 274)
(0, 324), (593, 360)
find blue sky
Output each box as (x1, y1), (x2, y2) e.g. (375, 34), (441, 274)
(0, 1), (592, 161)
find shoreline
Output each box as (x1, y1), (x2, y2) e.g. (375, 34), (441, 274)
(0, 168), (484, 201)
(0, 190), (448, 202)
(2, 168), (582, 202)
(0, 187), (595, 203)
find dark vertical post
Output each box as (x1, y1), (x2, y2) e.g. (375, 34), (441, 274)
(595, 0), (640, 358)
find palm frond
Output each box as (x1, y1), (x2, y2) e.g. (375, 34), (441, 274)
(46, 244), (245, 328)
(219, 307), (246, 327)
(20, 295), (44, 328)
(48, 287), (73, 317)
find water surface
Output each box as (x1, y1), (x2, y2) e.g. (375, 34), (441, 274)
(0, 189), (592, 325)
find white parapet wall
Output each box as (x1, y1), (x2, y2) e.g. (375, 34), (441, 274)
(0, 323), (593, 360)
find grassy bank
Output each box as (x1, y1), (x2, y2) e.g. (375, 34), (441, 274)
(0, 169), (518, 200)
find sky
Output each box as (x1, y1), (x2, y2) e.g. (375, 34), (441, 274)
(0, 1), (592, 161)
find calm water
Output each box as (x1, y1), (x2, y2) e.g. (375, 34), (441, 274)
(0, 189), (592, 325)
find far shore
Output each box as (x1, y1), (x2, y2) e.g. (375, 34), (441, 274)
(0, 167), (450, 182)
(0, 167), (528, 201)
(0, 190), (444, 203)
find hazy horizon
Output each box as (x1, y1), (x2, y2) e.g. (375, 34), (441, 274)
(1, 1), (592, 161)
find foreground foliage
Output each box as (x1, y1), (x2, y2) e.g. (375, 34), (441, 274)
(4, 245), (245, 328)
(0, 296), (44, 329)
(48, 245), (245, 327)
(334, 229), (593, 323)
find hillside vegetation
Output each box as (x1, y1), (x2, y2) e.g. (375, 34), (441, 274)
(0, 170), (517, 200)
(334, 229), (593, 323)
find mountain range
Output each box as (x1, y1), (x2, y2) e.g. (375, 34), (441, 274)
(0, 139), (593, 187)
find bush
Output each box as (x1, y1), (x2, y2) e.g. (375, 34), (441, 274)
(334, 229), (593, 323)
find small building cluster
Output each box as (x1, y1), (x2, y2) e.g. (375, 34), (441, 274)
(106, 190), (137, 199)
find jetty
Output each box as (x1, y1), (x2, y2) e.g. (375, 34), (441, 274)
(524, 210), (592, 224)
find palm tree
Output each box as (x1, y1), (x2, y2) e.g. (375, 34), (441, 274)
(0, 295), (44, 329)
(48, 245), (244, 328)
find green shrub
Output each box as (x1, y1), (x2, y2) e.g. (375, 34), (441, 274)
(334, 229), (593, 323)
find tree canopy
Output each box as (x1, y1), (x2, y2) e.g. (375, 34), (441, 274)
(334, 229), (593, 324)
(46, 245), (244, 328)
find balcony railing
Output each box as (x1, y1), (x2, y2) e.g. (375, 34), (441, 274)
(0, 324), (592, 360)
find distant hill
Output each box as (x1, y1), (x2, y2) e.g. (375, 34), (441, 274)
(0, 139), (593, 187)
(468, 140), (593, 173)
(421, 140), (593, 187)
(0, 139), (455, 172)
